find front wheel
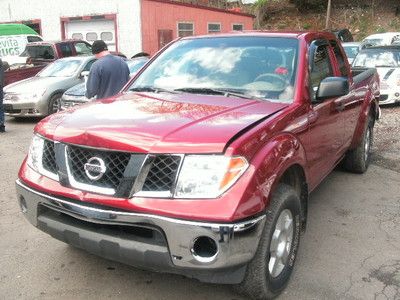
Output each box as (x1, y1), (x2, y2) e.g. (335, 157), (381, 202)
(48, 94), (62, 115)
(236, 184), (301, 300)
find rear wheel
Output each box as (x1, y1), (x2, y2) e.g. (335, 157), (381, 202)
(236, 184), (301, 300)
(48, 93), (62, 115)
(344, 116), (374, 173)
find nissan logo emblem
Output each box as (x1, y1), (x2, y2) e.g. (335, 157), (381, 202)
(84, 157), (106, 181)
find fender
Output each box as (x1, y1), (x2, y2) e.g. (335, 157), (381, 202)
(349, 89), (378, 149)
(233, 132), (309, 220)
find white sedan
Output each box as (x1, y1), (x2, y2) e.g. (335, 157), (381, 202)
(353, 45), (400, 105)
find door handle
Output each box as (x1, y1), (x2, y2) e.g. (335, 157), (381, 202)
(334, 99), (345, 111)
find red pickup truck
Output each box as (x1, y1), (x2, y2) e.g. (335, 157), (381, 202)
(4, 40), (92, 86)
(16, 31), (380, 299)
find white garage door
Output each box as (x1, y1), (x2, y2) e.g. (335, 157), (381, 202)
(65, 19), (116, 51)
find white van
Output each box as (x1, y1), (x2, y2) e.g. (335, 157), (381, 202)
(0, 24), (43, 63)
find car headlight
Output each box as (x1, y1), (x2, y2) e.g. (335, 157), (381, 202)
(174, 155), (248, 198)
(27, 135), (44, 172)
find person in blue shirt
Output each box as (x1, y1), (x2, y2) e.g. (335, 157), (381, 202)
(86, 40), (130, 100)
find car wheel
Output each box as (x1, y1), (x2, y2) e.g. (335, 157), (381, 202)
(344, 116), (374, 173)
(236, 184), (301, 300)
(48, 94), (62, 115)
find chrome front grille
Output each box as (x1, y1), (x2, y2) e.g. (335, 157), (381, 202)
(66, 146), (131, 191)
(42, 140), (57, 174)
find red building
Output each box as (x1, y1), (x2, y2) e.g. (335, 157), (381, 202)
(0, 0), (254, 58)
(141, 0), (255, 54)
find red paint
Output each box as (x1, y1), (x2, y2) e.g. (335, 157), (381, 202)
(20, 31), (379, 222)
(140, 0), (254, 54)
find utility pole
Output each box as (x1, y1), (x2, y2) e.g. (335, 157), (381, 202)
(325, 0), (332, 30)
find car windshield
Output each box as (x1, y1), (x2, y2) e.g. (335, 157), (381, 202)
(353, 49), (400, 68)
(20, 45), (55, 59)
(38, 59), (83, 77)
(128, 37), (299, 103)
(127, 58), (148, 74)
(343, 46), (359, 59)
(363, 38), (385, 47)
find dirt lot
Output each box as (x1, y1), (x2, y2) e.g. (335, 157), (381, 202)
(0, 106), (399, 300)
(372, 105), (400, 173)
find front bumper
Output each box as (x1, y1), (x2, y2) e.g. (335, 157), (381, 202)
(379, 91), (400, 105)
(16, 179), (266, 284)
(3, 98), (47, 117)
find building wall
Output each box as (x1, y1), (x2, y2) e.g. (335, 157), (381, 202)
(141, 0), (254, 55)
(0, 0), (142, 57)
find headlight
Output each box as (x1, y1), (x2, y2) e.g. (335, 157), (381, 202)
(174, 155), (248, 198)
(27, 135), (44, 172)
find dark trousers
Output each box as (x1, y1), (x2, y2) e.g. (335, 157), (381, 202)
(0, 90), (4, 124)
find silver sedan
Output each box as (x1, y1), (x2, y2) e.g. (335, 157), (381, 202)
(3, 56), (96, 118)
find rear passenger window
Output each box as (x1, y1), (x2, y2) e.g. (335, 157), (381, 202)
(310, 44), (334, 100)
(60, 43), (73, 57)
(331, 41), (348, 77)
(75, 42), (92, 55)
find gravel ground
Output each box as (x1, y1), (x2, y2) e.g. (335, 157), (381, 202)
(372, 105), (400, 172)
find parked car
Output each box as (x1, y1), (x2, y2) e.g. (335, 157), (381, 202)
(332, 28), (354, 42)
(342, 42), (361, 64)
(353, 45), (400, 105)
(59, 56), (149, 110)
(3, 56), (96, 117)
(4, 40), (93, 86)
(16, 31), (380, 300)
(361, 32), (400, 48)
(0, 23), (42, 58)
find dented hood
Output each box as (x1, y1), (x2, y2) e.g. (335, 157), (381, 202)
(35, 92), (288, 153)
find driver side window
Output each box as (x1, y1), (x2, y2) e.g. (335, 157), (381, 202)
(310, 44), (334, 101)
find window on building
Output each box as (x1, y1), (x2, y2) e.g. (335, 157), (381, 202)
(232, 23), (244, 31)
(178, 22), (194, 37)
(72, 33), (83, 40)
(208, 23), (221, 33)
(86, 32), (98, 42)
(100, 32), (113, 41)
(75, 42), (92, 55)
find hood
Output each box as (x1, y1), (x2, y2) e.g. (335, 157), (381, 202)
(376, 67), (400, 89)
(36, 92), (288, 153)
(65, 82), (86, 96)
(4, 76), (67, 93)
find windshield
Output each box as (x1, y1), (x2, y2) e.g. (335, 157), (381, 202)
(20, 45), (55, 59)
(363, 38), (385, 47)
(127, 58), (148, 74)
(128, 37), (299, 103)
(343, 46), (359, 59)
(38, 59), (83, 77)
(353, 49), (400, 68)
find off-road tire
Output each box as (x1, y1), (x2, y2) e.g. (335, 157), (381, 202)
(344, 116), (374, 173)
(235, 184), (301, 300)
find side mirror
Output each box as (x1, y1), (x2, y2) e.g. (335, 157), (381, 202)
(80, 70), (90, 83)
(316, 77), (349, 101)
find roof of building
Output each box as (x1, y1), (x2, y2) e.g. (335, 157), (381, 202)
(144, 0), (255, 18)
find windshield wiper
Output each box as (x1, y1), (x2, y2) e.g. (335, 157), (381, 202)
(174, 87), (265, 101)
(129, 86), (176, 94)
(375, 65), (397, 68)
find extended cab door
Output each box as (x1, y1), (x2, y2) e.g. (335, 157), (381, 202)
(306, 39), (346, 188)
